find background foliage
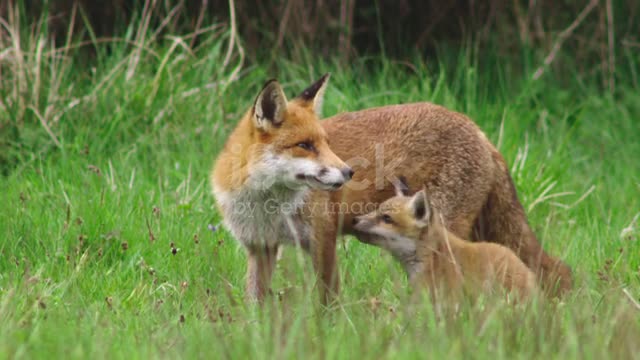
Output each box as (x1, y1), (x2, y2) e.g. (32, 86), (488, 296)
(0, 1), (639, 358)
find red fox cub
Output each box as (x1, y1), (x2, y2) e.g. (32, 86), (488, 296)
(352, 180), (538, 303)
(211, 74), (571, 303)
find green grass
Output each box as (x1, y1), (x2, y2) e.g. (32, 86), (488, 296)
(1, 21), (640, 359)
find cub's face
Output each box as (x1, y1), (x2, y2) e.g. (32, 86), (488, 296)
(352, 189), (431, 260)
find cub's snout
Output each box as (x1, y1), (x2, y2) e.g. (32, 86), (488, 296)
(352, 215), (374, 232)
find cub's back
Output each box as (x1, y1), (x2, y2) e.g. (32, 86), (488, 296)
(470, 241), (538, 297)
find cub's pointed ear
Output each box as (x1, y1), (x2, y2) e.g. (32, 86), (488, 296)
(391, 175), (411, 197)
(295, 73), (330, 116)
(254, 79), (288, 130)
(409, 189), (431, 227)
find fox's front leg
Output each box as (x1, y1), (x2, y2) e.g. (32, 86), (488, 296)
(245, 244), (279, 302)
(310, 222), (340, 305)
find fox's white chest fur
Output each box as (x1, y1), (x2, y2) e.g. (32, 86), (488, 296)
(213, 185), (312, 249)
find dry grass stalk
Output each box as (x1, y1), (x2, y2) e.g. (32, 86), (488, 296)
(532, 0), (600, 80)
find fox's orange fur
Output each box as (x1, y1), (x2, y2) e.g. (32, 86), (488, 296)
(353, 185), (538, 303)
(211, 75), (571, 303)
(322, 104), (571, 297)
(212, 75), (352, 302)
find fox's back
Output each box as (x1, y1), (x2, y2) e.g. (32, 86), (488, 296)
(322, 103), (491, 161)
(321, 103), (498, 233)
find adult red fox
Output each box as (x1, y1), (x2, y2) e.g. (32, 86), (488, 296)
(211, 74), (571, 303)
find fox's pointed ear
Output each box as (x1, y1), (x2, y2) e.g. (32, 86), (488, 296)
(296, 73), (330, 116)
(409, 189), (431, 227)
(254, 79), (288, 130)
(391, 175), (410, 197)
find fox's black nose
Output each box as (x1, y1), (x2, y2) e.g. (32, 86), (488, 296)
(341, 167), (354, 180)
(352, 217), (360, 225)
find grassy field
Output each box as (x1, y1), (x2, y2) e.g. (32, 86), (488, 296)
(1, 19), (640, 359)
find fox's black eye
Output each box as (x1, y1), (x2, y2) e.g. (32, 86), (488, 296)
(297, 142), (315, 152)
(381, 214), (393, 224)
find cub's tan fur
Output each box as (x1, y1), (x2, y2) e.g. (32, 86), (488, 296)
(353, 183), (538, 303)
(211, 75), (571, 303)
